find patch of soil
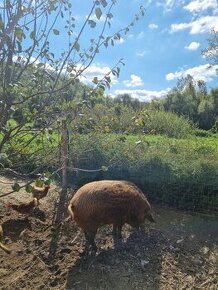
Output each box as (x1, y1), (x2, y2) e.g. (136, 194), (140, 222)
(0, 176), (217, 290)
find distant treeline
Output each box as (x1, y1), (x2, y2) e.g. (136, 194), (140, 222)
(150, 75), (218, 131)
(65, 75), (217, 139)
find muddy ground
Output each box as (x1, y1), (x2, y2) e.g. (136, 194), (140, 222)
(0, 176), (217, 290)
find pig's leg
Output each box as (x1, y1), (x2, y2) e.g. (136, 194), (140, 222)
(117, 223), (124, 238)
(84, 231), (97, 252)
(112, 222), (123, 238)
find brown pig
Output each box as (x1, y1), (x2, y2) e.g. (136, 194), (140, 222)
(67, 180), (155, 251)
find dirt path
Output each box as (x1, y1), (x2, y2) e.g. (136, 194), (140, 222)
(0, 176), (217, 290)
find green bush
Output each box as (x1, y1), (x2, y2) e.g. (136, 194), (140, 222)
(139, 110), (194, 138)
(68, 133), (218, 213)
(72, 106), (195, 138)
(4, 128), (218, 213)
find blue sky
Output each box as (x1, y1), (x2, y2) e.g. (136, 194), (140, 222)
(30, 0), (218, 101)
(59, 0), (217, 101)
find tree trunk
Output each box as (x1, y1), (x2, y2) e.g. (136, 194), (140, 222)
(61, 119), (69, 192)
(53, 119), (69, 226)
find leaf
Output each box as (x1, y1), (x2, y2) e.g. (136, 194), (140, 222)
(138, 117), (145, 126)
(25, 184), (33, 193)
(92, 77), (98, 84)
(35, 179), (44, 187)
(53, 29), (60, 35)
(100, 0), (107, 7)
(112, 69), (117, 76)
(73, 42), (80, 52)
(15, 27), (24, 41)
(105, 76), (111, 83)
(99, 85), (105, 91)
(12, 183), (20, 192)
(30, 31), (35, 39)
(107, 13), (113, 19)
(88, 20), (96, 28)
(0, 17), (4, 30)
(116, 33), (121, 39)
(95, 7), (102, 20)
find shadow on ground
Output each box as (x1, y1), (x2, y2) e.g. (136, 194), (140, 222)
(65, 228), (166, 290)
(47, 188), (73, 262)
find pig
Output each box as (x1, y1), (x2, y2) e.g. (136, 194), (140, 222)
(67, 180), (155, 251)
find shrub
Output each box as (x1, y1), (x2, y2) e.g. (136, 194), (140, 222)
(72, 106), (195, 138)
(68, 133), (218, 213)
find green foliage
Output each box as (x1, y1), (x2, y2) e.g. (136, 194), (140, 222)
(12, 182), (20, 192)
(71, 102), (195, 138)
(159, 75), (218, 130)
(0, 0), (145, 163)
(0, 153), (12, 167)
(3, 124), (218, 212)
(35, 179), (44, 188)
(25, 184), (33, 193)
(68, 133), (218, 212)
(202, 29), (218, 65)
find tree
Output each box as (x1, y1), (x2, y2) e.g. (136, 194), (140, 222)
(0, 0), (146, 196)
(160, 75), (218, 130)
(202, 29), (218, 67)
(162, 75), (199, 120)
(114, 93), (141, 110)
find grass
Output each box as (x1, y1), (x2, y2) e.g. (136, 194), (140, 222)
(68, 133), (218, 213)
(2, 130), (218, 213)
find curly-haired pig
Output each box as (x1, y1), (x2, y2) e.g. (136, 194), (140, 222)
(67, 180), (155, 251)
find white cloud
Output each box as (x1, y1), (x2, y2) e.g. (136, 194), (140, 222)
(80, 64), (118, 85)
(165, 0), (177, 10)
(148, 23), (159, 29)
(137, 31), (145, 39)
(13, 55), (56, 72)
(112, 88), (170, 102)
(86, 14), (107, 23)
(184, 0), (218, 13)
(123, 74), (144, 87)
(185, 41), (200, 50)
(127, 34), (134, 39)
(170, 16), (218, 34)
(114, 37), (125, 45)
(171, 22), (190, 33)
(166, 73), (175, 80)
(13, 57), (118, 87)
(136, 50), (147, 57)
(156, 0), (185, 11)
(166, 64), (218, 82)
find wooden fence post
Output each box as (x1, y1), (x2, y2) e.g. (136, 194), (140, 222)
(61, 119), (69, 192)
